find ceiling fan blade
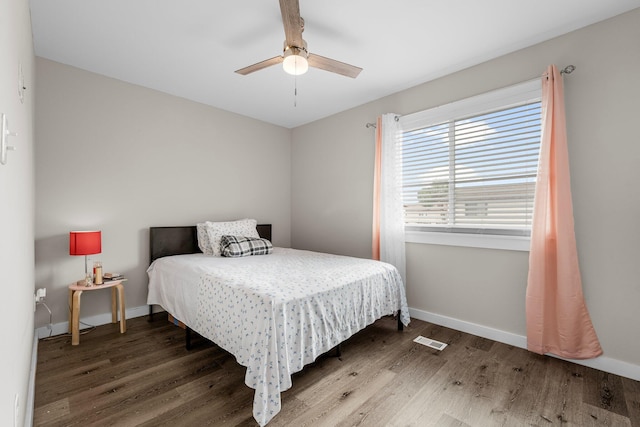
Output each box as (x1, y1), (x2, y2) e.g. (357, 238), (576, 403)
(235, 56), (284, 75)
(279, 0), (303, 47)
(308, 54), (363, 78)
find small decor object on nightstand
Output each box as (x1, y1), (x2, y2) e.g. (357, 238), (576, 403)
(93, 261), (103, 285)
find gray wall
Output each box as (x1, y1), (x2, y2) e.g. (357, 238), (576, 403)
(35, 58), (292, 329)
(32, 7), (639, 384)
(0, 0), (35, 424)
(291, 9), (640, 368)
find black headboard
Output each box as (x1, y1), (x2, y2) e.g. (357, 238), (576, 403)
(150, 224), (272, 263)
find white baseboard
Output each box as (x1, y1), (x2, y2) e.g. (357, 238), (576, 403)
(35, 305), (150, 339)
(25, 334), (37, 427)
(409, 307), (640, 382)
(35, 304), (639, 382)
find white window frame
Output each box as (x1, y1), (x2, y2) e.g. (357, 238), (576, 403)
(398, 80), (542, 252)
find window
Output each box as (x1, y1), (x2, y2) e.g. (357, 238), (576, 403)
(398, 80), (542, 250)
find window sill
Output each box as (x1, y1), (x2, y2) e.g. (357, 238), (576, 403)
(405, 230), (530, 251)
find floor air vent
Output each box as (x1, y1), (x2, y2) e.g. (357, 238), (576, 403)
(413, 335), (448, 351)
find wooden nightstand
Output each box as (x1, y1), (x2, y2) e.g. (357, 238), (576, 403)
(68, 279), (127, 345)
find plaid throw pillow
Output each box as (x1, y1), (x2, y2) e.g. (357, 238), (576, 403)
(220, 235), (273, 257)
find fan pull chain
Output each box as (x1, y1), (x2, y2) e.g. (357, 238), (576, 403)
(294, 75), (298, 107)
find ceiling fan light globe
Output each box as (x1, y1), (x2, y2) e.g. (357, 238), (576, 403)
(283, 52), (308, 75)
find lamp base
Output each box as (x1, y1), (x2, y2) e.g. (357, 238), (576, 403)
(84, 255), (93, 286)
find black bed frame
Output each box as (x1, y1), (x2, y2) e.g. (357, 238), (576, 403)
(148, 223), (402, 351)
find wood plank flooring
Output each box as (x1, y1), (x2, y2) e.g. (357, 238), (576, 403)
(34, 316), (640, 426)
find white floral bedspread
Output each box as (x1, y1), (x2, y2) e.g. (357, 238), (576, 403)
(148, 247), (409, 426)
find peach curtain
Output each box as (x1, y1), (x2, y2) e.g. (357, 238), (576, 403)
(372, 117), (382, 261)
(525, 65), (602, 359)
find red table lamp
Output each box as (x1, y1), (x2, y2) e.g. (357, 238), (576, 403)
(69, 230), (102, 278)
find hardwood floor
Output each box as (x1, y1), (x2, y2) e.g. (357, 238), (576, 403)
(34, 316), (640, 426)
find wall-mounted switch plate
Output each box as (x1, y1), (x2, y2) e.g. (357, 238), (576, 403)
(1, 113), (17, 165)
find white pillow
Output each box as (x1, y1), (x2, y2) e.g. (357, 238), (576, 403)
(196, 222), (213, 255)
(205, 219), (259, 257)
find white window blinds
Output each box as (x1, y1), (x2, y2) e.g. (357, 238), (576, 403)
(398, 80), (542, 236)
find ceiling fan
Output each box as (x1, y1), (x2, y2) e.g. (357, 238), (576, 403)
(235, 0), (362, 78)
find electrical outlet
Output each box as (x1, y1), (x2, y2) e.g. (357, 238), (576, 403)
(35, 288), (46, 302)
(34, 288), (46, 312)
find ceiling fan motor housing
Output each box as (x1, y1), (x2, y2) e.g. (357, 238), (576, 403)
(283, 40), (308, 57)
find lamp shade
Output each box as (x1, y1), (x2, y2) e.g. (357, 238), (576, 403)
(282, 46), (308, 76)
(69, 231), (102, 256)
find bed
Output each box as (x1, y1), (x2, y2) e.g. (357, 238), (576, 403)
(146, 224), (410, 426)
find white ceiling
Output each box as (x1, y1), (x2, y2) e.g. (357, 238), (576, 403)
(30, 0), (640, 129)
